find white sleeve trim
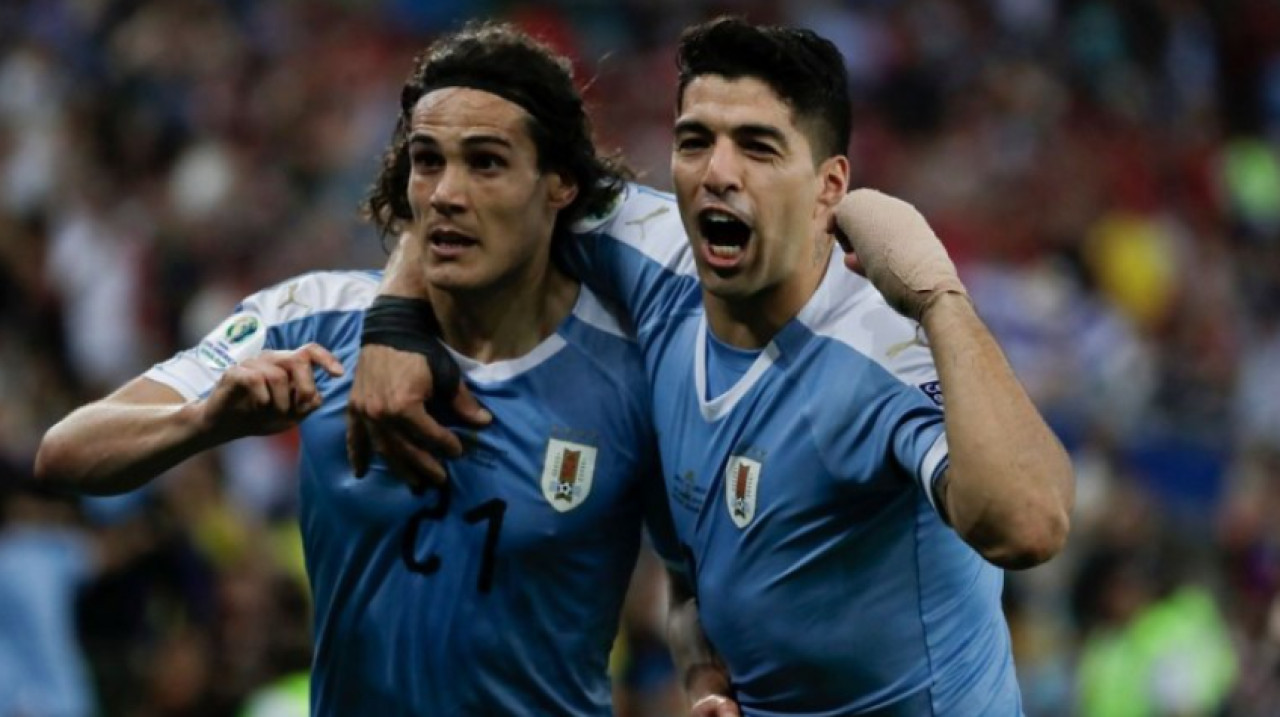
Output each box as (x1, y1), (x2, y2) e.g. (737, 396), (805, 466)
(919, 432), (950, 513)
(143, 361), (207, 402)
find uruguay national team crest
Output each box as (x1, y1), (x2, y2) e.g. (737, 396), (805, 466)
(724, 456), (761, 528)
(541, 438), (597, 512)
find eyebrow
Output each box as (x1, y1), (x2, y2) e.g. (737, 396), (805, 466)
(672, 120), (788, 149)
(408, 132), (514, 150)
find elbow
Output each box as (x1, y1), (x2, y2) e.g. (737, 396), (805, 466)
(32, 430), (68, 489)
(32, 426), (85, 494)
(975, 500), (1071, 570)
(961, 475), (1074, 570)
(958, 451), (1076, 570)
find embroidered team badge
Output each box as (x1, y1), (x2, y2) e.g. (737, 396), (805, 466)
(724, 456), (761, 528)
(541, 439), (597, 512)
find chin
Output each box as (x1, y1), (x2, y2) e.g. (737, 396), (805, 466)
(699, 272), (756, 301)
(424, 266), (486, 293)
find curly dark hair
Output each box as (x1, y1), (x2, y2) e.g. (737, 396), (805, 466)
(676, 17), (852, 162)
(363, 22), (627, 240)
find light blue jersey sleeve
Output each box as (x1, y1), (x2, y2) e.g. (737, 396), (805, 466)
(562, 184), (700, 335)
(793, 268), (951, 515)
(143, 271), (379, 400)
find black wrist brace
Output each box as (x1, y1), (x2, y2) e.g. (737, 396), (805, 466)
(360, 296), (461, 409)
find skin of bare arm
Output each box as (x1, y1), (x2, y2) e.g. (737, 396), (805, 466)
(345, 233), (492, 488)
(666, 569), (739, 716)
(35, 345), (343, 496)
(832, 190), (1074, 570)
(919, 293), (1074, 569)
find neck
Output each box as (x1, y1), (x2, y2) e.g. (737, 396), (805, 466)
(427, 259), (579, 363)
(703, 238), (833, 349)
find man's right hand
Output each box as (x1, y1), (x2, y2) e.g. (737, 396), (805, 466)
(345, 344), (492, 492)
(690, 694), (741, 717)
(201, 343), (345, 441)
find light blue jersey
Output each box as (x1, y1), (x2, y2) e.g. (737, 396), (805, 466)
(564, 185), (1021, 716)
(146, 271), (670, 716)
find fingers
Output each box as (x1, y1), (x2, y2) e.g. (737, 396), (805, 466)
(369, 422), (449, 491)
(690, 695), (740, 717)
(841, 251), (865, 276)
(346, 410), (372, 478)
(299, 343), (346, 377)
(283, 356), (323, 415)
(829, 217), (854, 255)
(262, 362), (293, 415)
(227, 360), (291, 413)
(452, 382), (493, 427)
(225, 365), (273, 409)
(411, 409), (465, 458)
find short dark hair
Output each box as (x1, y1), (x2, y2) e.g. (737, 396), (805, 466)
(364, 22), (627, 238)
(676, 17), (852, 161)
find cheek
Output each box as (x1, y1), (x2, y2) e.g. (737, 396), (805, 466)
(406, 176), (433, 210)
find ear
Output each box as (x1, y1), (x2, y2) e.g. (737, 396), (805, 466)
(815, 154), (850, 216)
(545, 171), (579, 212)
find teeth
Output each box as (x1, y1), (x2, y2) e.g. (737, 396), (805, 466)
(709, 244), (742, 258)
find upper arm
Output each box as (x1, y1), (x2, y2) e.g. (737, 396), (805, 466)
(809, 326), (949, 513)
(145, 272), (370, 400)
(560, 185), (700, 331)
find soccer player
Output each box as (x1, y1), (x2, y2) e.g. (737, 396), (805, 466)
(350, 17), (1075, 716)
(34, 24), (676, 715)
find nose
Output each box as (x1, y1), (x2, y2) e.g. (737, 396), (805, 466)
(702, 137), (742, 197)
(429, 164), (467, 217)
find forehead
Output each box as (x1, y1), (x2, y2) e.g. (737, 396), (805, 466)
(676, 75), (797, 133)
(409, 87), (533, 143)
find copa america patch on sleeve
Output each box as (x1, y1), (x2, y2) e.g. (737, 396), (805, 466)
(197, 311), (267, 371)
(918, 380), (944, 407)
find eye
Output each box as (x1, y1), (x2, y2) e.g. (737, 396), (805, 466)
(469, 152), (507, 172)
(742, 140), (779, 156)
(675, 135), (710, 153)
(410, 147), (442, 171)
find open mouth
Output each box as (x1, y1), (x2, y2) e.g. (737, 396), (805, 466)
(698, 209), (751, 260)
(429, 228), (479, 248)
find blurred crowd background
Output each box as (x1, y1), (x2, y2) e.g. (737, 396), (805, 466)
(2, 0), (1280, 715)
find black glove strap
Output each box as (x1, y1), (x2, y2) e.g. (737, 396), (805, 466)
(361, 296), (461, 408)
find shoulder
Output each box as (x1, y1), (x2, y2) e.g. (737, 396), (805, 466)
(794, 262), (939, 390)
(568, 285), (633, 341)
(572, 183), (691, 269)
(240, 270), (381, 328)
(560, 287), (650, 392)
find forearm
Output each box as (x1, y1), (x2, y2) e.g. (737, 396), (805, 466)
(667, 581), (731, 701)
(922, 293), (1074, 569)
(379, 232), (430, 298)
(35, 394), (216, 496)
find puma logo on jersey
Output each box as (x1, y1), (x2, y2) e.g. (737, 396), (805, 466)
(624, 207), (670, 241)
(886, 326), (929, 359)
(277, 282), (312, 312)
